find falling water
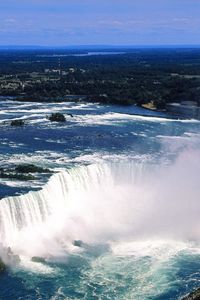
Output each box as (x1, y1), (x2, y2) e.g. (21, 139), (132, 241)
(0, 149), (200, 260)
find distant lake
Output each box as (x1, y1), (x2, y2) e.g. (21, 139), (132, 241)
(37, 51), (126, 57)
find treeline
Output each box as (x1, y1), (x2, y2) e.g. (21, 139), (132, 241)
(0, 48), (200, 107)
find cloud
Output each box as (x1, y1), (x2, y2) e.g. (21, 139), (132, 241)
(0, 0), (200, 45)
(4, 18), (17, 23)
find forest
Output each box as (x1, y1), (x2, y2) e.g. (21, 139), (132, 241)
(0, 47), (200, 108)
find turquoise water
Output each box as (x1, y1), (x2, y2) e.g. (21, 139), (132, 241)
(0, 100), (200, 299)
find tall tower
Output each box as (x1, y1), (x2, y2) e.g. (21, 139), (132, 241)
(58, 58), (62, 77)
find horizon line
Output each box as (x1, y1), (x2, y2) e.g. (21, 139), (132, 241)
(0, 44), (200, 49)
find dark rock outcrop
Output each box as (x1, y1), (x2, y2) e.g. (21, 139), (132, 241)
(0, 246), (20, 270)
(31, 256), (46, 263)
(48, 113), (66, 122)
(11, 119), (25, 126)
(0, 258), (6, 273)
(0, 163), (51, 181)
(67, 113), (73, 118)
(0, 169), (36, 181)
(15, 164), (51, 174)
(73, 240), (84, 247)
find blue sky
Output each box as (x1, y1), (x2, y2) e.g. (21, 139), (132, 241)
(0, 0), (200, 46)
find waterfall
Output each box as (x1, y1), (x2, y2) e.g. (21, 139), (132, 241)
(0, 162), (147, 256)
(0, 150), (200, 257)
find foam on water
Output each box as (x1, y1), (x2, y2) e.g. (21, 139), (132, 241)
(78, 112), (200, 127)
(1, 100), (200, 299)
(0, 148), (200, 261)
(18, 256), (55, 274)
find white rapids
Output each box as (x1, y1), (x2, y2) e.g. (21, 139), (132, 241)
(0, 149), (200, 258)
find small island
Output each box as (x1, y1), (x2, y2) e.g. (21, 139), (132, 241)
(48, 113), (66, 122)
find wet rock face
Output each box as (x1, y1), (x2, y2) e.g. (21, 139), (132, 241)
(15, 164), (51, 174)
(0, 164), (51, 182)
(0, 258), (6, 273)
(0, 246), (20, 272)
(73, 240), (84, 247)
(48, 113), (66, 122)
(31, 256), (46, 263)
(11, 119), (25, 126)
(182, 288), (200, 300)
